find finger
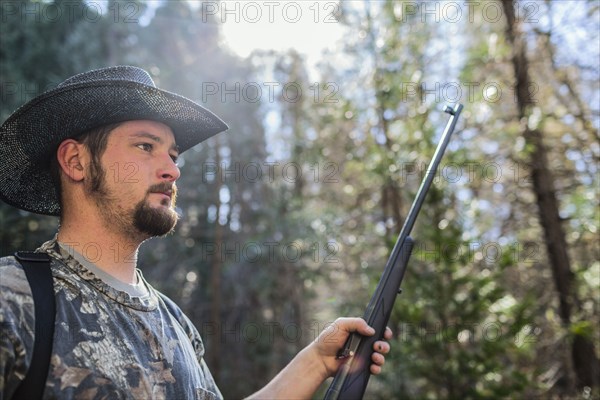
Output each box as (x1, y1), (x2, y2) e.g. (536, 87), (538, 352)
(373, 341), (390, 354)
(383, 326), (393, 340)
(334, 317), (375, 336)
(371, 352), (385, 366)
(370, 364), (382, 375)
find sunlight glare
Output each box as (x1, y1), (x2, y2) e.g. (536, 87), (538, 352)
(217, 2), (344, 60)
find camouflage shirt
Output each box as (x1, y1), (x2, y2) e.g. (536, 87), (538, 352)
(0, 238), (222, 400)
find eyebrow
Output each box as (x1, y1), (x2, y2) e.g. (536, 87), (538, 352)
(132, 132), (179, 153)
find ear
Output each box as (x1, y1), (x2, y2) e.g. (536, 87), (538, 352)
(56, 139), (89, 182)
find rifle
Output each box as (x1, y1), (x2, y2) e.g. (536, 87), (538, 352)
(324, 104), (463, 400)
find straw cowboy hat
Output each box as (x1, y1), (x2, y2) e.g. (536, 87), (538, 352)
(0, 66), (228, 216)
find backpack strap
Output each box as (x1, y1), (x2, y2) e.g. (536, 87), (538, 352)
(12, 251), (55, 400)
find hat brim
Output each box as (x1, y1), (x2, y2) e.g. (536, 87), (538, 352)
(0, 80), (228, 216)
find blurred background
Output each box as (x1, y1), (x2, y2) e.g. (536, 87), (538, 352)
(1, 1), (598, 398)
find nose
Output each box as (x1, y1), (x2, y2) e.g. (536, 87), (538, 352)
(158, 154), (181, 182)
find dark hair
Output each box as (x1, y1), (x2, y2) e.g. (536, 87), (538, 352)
(50, 122), (123, 214)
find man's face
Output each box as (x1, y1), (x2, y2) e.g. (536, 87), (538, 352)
(86, 120), (181, 239)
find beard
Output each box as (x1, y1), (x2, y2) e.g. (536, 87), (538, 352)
(86, 161), (179, 239)
(132, 184), (179, 237)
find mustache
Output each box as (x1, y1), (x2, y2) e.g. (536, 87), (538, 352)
(148, 183), (178, 205)
(148, 183), (176, 194)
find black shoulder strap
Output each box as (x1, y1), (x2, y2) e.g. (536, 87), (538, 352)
(12, 251), (55, 400)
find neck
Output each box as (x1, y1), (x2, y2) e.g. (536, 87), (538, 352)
(57, 214), (145, 285)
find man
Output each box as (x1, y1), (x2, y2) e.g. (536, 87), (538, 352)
(0, 66), (391, 399)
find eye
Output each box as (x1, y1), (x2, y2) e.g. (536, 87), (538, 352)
(170, 154), (179, 164)
(137, 143), (153, 152)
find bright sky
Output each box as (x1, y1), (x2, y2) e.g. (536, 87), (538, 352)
(212, 1), (345, 64)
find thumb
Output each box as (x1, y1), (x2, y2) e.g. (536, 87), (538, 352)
(336, 317), (375, 336)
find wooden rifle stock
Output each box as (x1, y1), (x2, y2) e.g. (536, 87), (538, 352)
(324, 104), (463, 400)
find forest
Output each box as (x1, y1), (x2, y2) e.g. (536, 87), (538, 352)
(0, 1), (598, 398)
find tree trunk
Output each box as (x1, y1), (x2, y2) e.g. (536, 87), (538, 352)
(502, 0), (599, 391)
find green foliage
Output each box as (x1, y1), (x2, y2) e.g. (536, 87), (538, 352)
(2, 0), (598, 398)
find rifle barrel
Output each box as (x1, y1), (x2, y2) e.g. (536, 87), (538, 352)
(323, 104), (463, 400)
